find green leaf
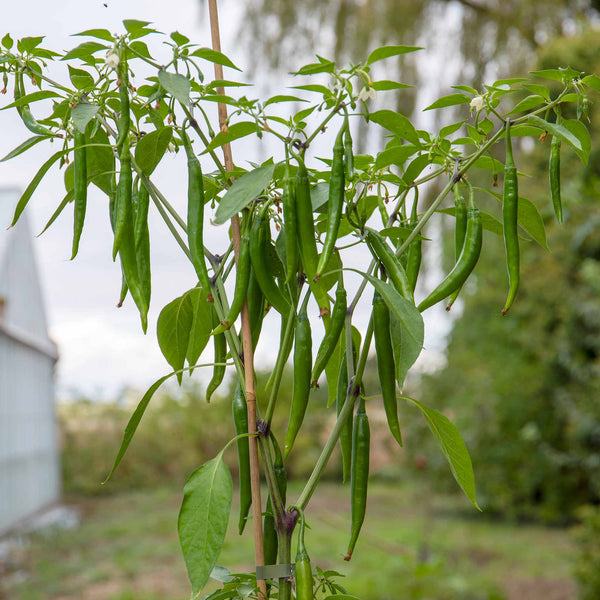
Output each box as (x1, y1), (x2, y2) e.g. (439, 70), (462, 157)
(562, 119), (591, 165)
(311, 182), (329, 211)
(73, 28), (114, 42)
(364, 275), (423, 349)
(402, 154), (430, 186)
(368, 110), (420, 146)
(191, 48), (241, 71)
(404, 397), (479, 509)
(186, 288), (213, 370)
(2, 33), (14, 50)
(390, 314), (422, 389)
(38, 190), (73, 236)
(582, 74), (600, 93)
(158, 69), (191, 105)
(507, 95), (546, 115)
(293, 60), (335, 76)
(61, 41), (108, 61)
(103, 370), (178, 483)
(17, 36), (44, 53)
(123, 19), (157, 39)
(210, 565), (233, 584)
(135, 126), (173, 176)
(157, 293), (194, 384)
(424, 93), (471, 111)
(522, 83), (550, 100)
(86, 127), (115, 197)
(371, 80), (411, 91)
(10, 149), (67, 226)
(264, 94), (306, 107)
(71, 102), (99, 133)
(530, 67), (581, 83)
(178, 452), (232, 595)
(322, 596), (362, 600)
(204, 122), (260, 153)
(68, 65), (94, 90)
(291, 84), (332, 95)
(0, 90), (61, 111)
(214, 163), (275, 224)
(439, 121), (464, 138)
(366, 45), (422, 65)
(374, 145), (418, 170)
(170, 31), (190, 46)
(0, 135), (50, 162)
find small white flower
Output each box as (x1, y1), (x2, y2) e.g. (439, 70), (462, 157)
(168, 142), (176, 153)
(470, 95), (485, 112)
(105, 48), (120, 71)
(358, 86), (376, 102)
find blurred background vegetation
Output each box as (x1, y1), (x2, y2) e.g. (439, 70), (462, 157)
(3, 1), (600, 599)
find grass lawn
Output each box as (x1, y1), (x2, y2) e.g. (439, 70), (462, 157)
(3, 481), (577, 600)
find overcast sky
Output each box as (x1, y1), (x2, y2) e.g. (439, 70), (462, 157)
(0, 0), (462, 400)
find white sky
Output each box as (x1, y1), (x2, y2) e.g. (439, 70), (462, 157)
(0, 0), (462, 400)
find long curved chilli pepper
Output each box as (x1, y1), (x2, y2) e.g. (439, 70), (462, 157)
(366, 229), (414, 302)
(282, 160), (299, 285)
(115, 46), (130, 154)
(183, 131), (213, 301)
(295, 157), (319, 282)
(71, 128), (87, 260)
(549, 111), (562, 224)
(134, 180), (151, 307)
(14, 71), (56, 137)
(293, 508), (314, 600)
(344, 118), (354, 180)
(263, 433), (287, 567)
(446, 184), (468, 310)
(212, 228), (251, 334)
(246, 268), (265, 351)
(345, 396), (370, 561)
(418, 183), (482, 313)
(373, 291), (402, 446)
(336, 354), (352, 483)
(502, 120), (519, 315)
(249, 206), (290, 316)
(311, 282), (347, 386)
(284, 298), (312, 458)
(206, 309), (226, 403)
(316, 124), (346, 280)
(405, 190), (421, 292)
(232, 387), (252, 535)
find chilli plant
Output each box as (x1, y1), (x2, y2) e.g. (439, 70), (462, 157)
(1, 8), (598, 600)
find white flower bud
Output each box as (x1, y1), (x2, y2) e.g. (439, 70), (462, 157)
(358, 86), (376, 102)
(470, 96), (485, 112)
(105, 49), (120, 71)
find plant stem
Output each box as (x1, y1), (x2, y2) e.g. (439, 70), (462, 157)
(277, 528), (292, 600)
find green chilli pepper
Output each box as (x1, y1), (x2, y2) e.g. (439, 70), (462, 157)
(134, 180), (151, 307)
(550, 109), (562, 224)
(14, 71), (57, 137)
(315, 124), (346, 281)
(246, 268), (265, 351)
(71, 128), (87, 260)
(345, 396), (370, 561)
(213, 228), (251, 334)
(115, 46), (130, 153)
(446, 183), (468, 311)
(405, 190), (421, 292)
(417, 181), (482, 313)
(183, 130), (213, 302)
(373, 291), (402, 446)
(283, 159), (299, 285)
(206, 308), (226, 403)
(336, 354), (352, 483)
(293, 508), (313, 600)
(365, 228), (414, 302)
(311, 281), (347, 386)
(249, 206), (290, 316)
(284, 297), (312, 458)
(295, 157), (319, 282)
(232, 387), (251, 535)
(344, 119), (354, 180)
(502, 120), (519, 315)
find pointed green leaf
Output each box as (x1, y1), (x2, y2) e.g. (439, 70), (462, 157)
(562, 119), (591, 165)
(424, 93), (471, 111)
(507, 95), (546, 115)
(71, 102), (99, 133)
(186, 287), (213, 369)
(368, 110), (420, 146)
(582, 74), (600, 93)
(135, 126), (173, 176)
(214, 163), (275, 224)
(204, 121), (260, 153)
(366, 45), (422, 65)
(68, 65), (94, 90)
(0, 90), (61, 111)
(527, 114), (583, 154)
(292, 60), (335, 76)
(389, 314), (421, 389)
(374, 145), (418, 170)
(73, 29), (115, 42)
(371, 80), (411, 91)
(264, 94), (306, 107)
(404, 397), (479, 509)
(38, 190), (73, 236)
(157, 293), (194, 384)
(158, 69), (191, 105)
(87, 127), (115, 197)
(0, 135), (51, 162)
(61, 41), (108, 61)
(10, 149), (67, 226)
(191, 47), (240, 71)
(178, 452), (232, 594)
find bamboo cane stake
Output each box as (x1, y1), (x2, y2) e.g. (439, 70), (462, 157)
(207, 2), (267, 598)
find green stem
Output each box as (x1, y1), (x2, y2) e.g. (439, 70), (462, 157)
(277, 528), (292, 600)
(258, 436), (286, 524)
(304, 97), (344, 148)
(295, 318), (373, 510)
